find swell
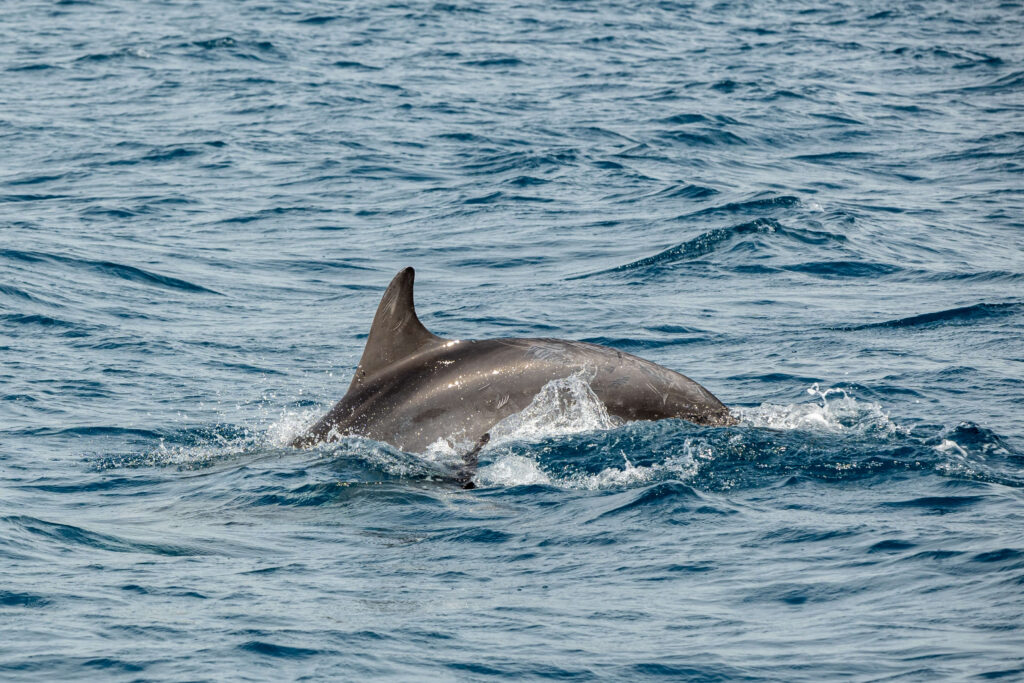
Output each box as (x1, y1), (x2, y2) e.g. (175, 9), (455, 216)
(18, 425), (165, 439)
(587, 481), (736, 521)
(571, 218), (848, 279)
(0, 313), (93, 337)
(1, 515), (210, 556)
(782, 261), (902, 278)
(675, 195), (801, 220)
(837, 302), (1022, 330)
(0, 248), (220, 295)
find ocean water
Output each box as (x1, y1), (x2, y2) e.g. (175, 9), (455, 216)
(2, 0), (1023, 679)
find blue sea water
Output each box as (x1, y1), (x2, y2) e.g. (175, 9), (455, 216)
(2, 0), (1023, 679)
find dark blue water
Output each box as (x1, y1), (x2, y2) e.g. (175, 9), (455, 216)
(3, 0), (1023, 679)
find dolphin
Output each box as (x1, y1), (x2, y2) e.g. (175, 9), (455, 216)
(291, 268), (735, 473)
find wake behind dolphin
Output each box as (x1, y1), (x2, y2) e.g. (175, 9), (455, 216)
(291, 268), (734, 483)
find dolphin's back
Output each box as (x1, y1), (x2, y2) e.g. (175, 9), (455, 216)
(291, 268), (733, 452)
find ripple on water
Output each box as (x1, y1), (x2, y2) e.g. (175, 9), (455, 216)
(1, 0), (1022, 679)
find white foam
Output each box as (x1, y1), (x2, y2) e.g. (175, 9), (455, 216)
(420, 437), (467, 470)
(130, 429), (265, 470)
(735, 383), (907, 437)
(557, 445), (702, 490)
(263, 406), (323, 447)
(935, 438), (968, 458)
(477, 455), (553, 487)
(97, 404), (323, 471)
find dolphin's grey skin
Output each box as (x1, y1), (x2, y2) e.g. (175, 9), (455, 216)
(291, 268), (734, 458)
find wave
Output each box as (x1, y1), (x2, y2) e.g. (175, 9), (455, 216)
(238, 641), (322, 659)
(220, 206), (334, 225)
(183, 36), (282, 60)
(572, 218), (848, 279)
(73, 47), (150, 63)
(782, 260), (902, 278)
(793, 151), (876, 164)
(636, 182), (720, 202)
(587, 481), (730, 521)
(332, 60), (382, 70)
(0, 283), (46, 303)
(25, 425), (165, 439)
(1, 515), (209, 556)
(300, 15), (340, 25)
(462, 56), (524, 68)
(2, 313), (82, 331)
(837, 302), (1022, 330)
(914, 270), (1024, 283)
(3, 173), (69, 186)
(0, 591), (50, 608)
(5, 63), (59, 72)
(946, 70), (1024, 94)
(0, 193), (68, 203)
(572, 219), (774, 278)
(0, 248), (220, 295)
(102, 141), (226, 167)
(678, 194), (801, 220)
(656, 128), (747, 147)
(460, 148), (579, 175)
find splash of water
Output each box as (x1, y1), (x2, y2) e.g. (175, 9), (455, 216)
(557, 443), (704, 490)
(93, 404), (323, 471)
(735, 383), (907, 437)
(487, 373), (623, 446)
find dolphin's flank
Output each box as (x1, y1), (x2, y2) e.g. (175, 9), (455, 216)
(291, 268), (735, 460)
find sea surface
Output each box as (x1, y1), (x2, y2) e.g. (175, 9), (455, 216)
(2, 0), (1023, 680)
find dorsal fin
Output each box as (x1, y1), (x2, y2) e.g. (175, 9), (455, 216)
(348, 267), (443, 392)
